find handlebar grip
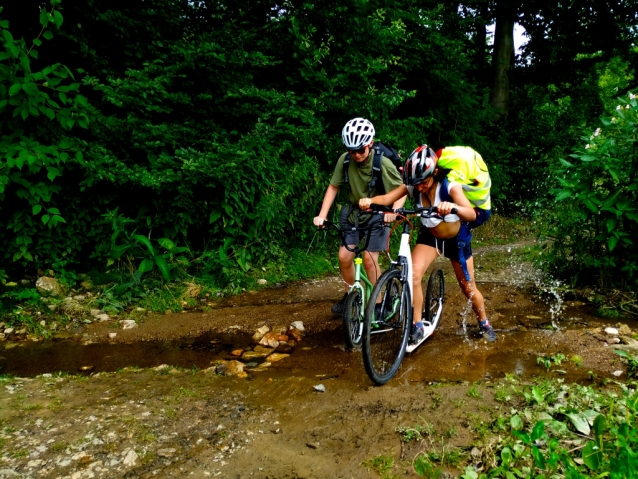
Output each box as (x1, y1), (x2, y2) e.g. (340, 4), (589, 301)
(451, 207), (458, 214)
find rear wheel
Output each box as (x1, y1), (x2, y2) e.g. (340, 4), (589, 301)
(363, 268), (411, 385)
(424, 268), (445, 330)
(342, 289), (363, 349)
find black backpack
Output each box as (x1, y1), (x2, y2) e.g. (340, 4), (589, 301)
(343, 142), (403, 197)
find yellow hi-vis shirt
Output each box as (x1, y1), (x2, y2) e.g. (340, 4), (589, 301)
(437, 146), (491, 210)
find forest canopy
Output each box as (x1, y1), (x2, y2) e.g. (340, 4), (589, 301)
(1, 0), (637, 288)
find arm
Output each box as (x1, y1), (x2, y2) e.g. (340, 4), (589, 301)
(358, 184), (408, 210)
(438, 184), (477, 222)
(314, 184), (339, 226)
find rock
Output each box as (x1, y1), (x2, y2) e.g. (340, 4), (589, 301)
(259, 332), (281, 348)
(612, 370), (624, 377)
(157, 448), (176, 457)
(120, 320), (138, 330)
(90, 309), (102, 317)
(607, 337), (621, 344)
(278, 335), (289, 342)
(245, 362), (258, 368)
(47, 304), (58, 311)
(108, 333), (117, 339)
(605, 327), (619, 336)
(96, 314), (110, 322)
(154, 364), (170, 371)
(215, 360), (245, 377)
(237, 371), (248, 379)
(122, 449), (138, 466)
(230, 349), (244, 357)
(314, 384), (326, 392)
(4, 328), (14, 335)
(80, 280), (94, 291)
(79, 366), (94, 372)
(471, 447), (481, 457)
(61, 300), (83, 313)
(242, 350), (271, 361)
(618, 324), (632, 335)
(266, 353), (290, 362)
(291, 321), (305, 331)
(72, 295), (86, 301)
(35, 277), (66, 298)
(276, 343), (293, 353)
(257, 279), (268, 285)
(288, 327), (303, 342)
(252, 325), (271, 341)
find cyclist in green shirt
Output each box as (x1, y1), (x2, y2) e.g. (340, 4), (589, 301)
(314, 118), (406, 315)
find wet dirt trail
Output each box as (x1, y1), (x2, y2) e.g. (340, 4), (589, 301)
(0, 245), (635, 479)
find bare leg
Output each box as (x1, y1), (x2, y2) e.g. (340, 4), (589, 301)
(338, 246), (355, 293)
(450, 256), (487, 322)
(411, 244), (439, 324)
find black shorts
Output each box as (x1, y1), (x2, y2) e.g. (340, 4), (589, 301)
(338, 206), (389, 252)
(415, 226), (472, 262)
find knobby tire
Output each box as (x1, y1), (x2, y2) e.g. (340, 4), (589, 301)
(362, 268), (411, 385)
(342, 289), (364, 349)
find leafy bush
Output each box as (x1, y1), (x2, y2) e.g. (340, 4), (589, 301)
(542, 91), (638, 288)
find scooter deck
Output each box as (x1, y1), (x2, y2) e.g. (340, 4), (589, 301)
(405, 322), (437, 353)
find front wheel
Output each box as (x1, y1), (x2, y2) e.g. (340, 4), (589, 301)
(362, 268), (411, 385)
(342, 289), (364, 349)
(424, 268), (445, 330)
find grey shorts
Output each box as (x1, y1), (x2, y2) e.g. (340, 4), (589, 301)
(339, 206), (389, 253)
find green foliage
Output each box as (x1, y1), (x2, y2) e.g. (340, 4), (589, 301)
(542, 91), (638, 288)
(0, 2), (88, 266)
(614, 350), (638, 379)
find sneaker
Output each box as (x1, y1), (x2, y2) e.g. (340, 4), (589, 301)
(410, 322), (425, 345)
(331, 293), (348, 315)
(478, 319), (497, 342)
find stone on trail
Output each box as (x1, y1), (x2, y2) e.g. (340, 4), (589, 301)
(35, 276), (67, 298)
(90, 309), (102, 317)
(257, 279), (267, 285)
(266, 353), (289, 362)
(291, 321), (305, 331)
(276, 343), (293, 353)
(96, 314), (110, 322)
(230, 349), (244, 357)
(252, 325), (271, 341)
(242, 349), (271, 361)
(108, 332), (117, 339)
(604, 327), (619, 336)
(215, 360), (245, 377)
(612, 370), (623, 377)
(120, 320), (138, 330)
(157, 448), (177, 457)
(154, 364), (170, 371)
(313, 384), (326, 393)
(122, 449), (138, 466)
(288, 327), (303, 342)
(259, 332), (281, 348)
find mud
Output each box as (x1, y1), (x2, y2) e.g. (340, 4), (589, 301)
(0, 244), (635, 478)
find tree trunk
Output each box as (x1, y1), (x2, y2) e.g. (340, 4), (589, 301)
(490, 2), (515, 118)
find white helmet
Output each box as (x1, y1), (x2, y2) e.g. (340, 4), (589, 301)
(341, 118), (375, 149)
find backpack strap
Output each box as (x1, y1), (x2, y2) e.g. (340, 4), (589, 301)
(439, 177), (453, 203)
(368, 146), (383, 197)
(343, 153), (351, 185)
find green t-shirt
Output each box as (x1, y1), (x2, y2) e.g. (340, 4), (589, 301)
(330, 152), (403, 205)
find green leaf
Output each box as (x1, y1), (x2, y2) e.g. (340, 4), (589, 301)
(609, 235), (618, 252)
(32, 205), (42, 215)
(109, 244), (130, 260)
(47, 207), (61, 215)
(582, 441), (602, 471)
(43, 30), (54, 40)
(209, 211), (222, 224)
(158, 238), (175, 250)
(154, 255), (171, 282)
(39, 10), (49, 27)
(510, 415), (523, 431)
(138, 258), (154, 274)
(531, 446), (546, 469)
(52, 10), (63, 28)
(3, 29), (13, 44)
(532, 387), (544, 404)
(566, 413), (591, 435)
(606, 217), (617, 233)
(132, 234), (155, 257)
(41, 214), (50, 225)
(580, 155), (597, 162)
(530, 421), (545, 441)
(9, 84), (21, 96)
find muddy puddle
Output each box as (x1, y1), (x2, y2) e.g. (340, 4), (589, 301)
(0, 288), (629, 384)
